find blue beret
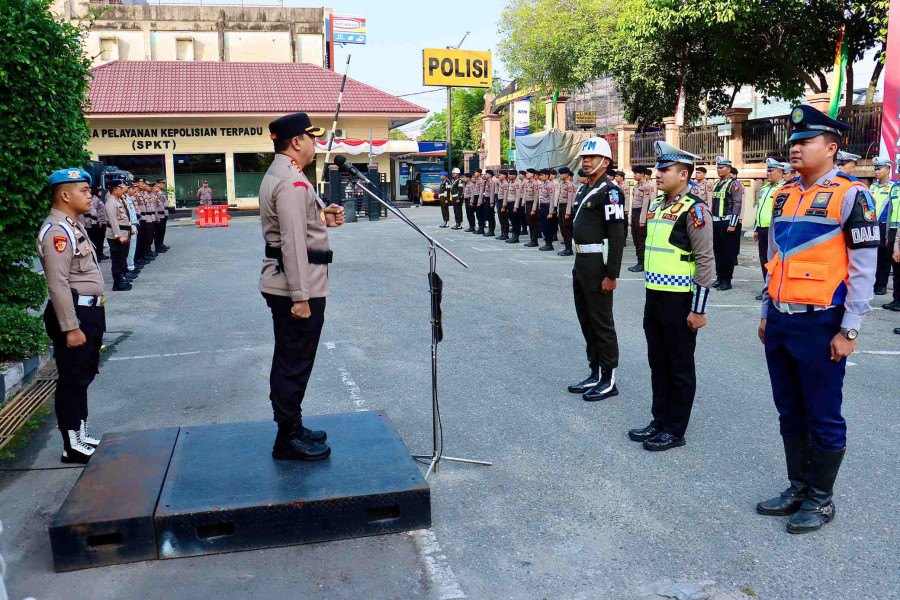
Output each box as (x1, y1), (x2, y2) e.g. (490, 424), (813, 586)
(788, 105), (851, 142)
(49, 168), (92, 187)
(440, 171), (448, 176)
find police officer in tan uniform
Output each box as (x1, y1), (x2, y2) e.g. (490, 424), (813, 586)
(38, 169), (107, 464)
(197, 180), (213, 206)
(556, 167), (576, 256)
(260, 112), (344, 461)
(153, 179), (170, 253)
(104, 179), (133, 291)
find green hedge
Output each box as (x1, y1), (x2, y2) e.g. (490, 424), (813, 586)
(0, 306), (48, 362)
(0, 0), (94, 358)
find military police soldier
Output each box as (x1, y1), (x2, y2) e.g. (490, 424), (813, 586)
(627, 142), (714, 451)
(710, 156), (744, 291)
(870, 157), (899, 298)
(38, 169), (107, 463)
(566, 137), (627, 401)
(437, 170), (451, 228)
(757, 105), (878, 534)
(450, 168), (464, 229)
(260, 112), (345, 461)
(753, 158), (784, 300)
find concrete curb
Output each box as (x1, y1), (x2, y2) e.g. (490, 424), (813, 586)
(0, 349), (51, 406)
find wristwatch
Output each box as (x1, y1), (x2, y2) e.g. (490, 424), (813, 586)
(840, 328), (858, 340)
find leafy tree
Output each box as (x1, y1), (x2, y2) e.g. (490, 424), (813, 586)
(389, 129), (411, 140)
(0, 0), (94, 359)
(419, 87), (489, 166)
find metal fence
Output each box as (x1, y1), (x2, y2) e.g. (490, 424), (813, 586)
(743, 116), (791, 163)
(837, 103), (883, 159)
(679, 125), (721, 164)
(630, 131), (663, 167)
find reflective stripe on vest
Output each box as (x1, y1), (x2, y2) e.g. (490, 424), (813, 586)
(644, 196), (697, 292)
(756, 182), (781, 229)
(712, 178), (734, 217)
(766, 176), (853, 307)
(869, 181), (894, 224)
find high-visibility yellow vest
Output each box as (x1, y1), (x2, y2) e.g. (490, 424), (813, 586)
(756, 182), (782, 229)
(711, 177), (735, 217)
(644, 194), (699, 292)
(869, 180), (898, 224)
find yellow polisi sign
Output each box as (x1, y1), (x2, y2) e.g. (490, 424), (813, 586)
(422, 49), (492, 88)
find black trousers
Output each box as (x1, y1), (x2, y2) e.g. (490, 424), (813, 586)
(498, 200), (510, 234)
(558, 207), (573, 251)
(476, 200), (485, 230)
(527, 209), (540, 242)
(757, 226), (769, 283)
(108, 236), (128, 278)
(154, 217), (167, 250)
(631, 209), (645, 264)
(484, 198), (496, 233)
(573, 258), (618, 371)
(264, 293), (326, 426)
(44, 298), (106, 431)
(713, 220), (740, 279)
(452, 200), (463, 225)
(875, 224), (895, 291)
(143, 222), (155, 256)
(88, 225), (105, 257)
(644, 289), (697, 437)
(440, 200), (450, 223)
(465, 200), (476, 228)
(508, 202), (519, 236)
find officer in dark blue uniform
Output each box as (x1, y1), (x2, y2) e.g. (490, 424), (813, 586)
(756, 105), (878, 534)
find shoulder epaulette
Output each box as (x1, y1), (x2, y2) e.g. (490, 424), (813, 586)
(835, 172), (863, 183)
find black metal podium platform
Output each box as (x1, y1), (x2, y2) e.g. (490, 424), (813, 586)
(49, 410), (430, 571)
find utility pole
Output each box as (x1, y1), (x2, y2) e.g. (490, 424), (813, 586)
(446, 31), (470, 173)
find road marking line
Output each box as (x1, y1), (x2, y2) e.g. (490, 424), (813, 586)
(858, 350), (900, 355)
(410, 530), (467, 600)
(107, 346), (265, 361)
(709, 304), (758, 308)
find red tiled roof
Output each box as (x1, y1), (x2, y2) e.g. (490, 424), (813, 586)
(87, 61), (428, 116)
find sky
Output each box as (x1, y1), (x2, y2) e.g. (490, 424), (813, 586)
(285, 0), (509, 135)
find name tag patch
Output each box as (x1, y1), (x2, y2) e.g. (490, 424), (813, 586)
(811, 192), (832, 208)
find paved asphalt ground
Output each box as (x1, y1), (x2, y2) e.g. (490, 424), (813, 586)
(1, 208), (898, 600)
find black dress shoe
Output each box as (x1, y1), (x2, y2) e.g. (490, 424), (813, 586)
(894, 328), (900, 335)
(557, 249), (573, 256)
(583, 367), (617, 401)
(628, 424), (659, 442)
(112, 280), (132, 291)
(523, 241), (539, 248)
(643, 432), (686, 451)
(755, 293), (763, 301)
(717, 279), (732, 291)
(567, 373), (598, 393)
(882, 300), (900, 311)
(272, 426), (331, 461)
(439, 223), (448, 228)
(627, 263), (644, 272)
(464, 227), (474, 232)
(497, 234), (509, 241)
(506, 237), (520, 244)
(539, 244), (554, 251)
(484, 231), (496, 237)
(874, 287), (887, 296)
(452, 224), (462, 230)
(711, 279), (721, 289)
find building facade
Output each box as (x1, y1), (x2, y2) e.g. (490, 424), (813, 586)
(52, 0), (325, 67)
(86, 61), (427, 208)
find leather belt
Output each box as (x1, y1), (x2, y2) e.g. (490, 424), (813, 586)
(772, 300), (834, 314)
(76, 294), (106, 307)
(574, 243), (605, 254)
(265, 244), (333, 273)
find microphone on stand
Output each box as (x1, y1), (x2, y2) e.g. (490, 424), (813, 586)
(333, 155), (374, 187)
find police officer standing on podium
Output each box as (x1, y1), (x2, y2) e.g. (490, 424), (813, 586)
(757, 105), (878, 534)
(260, 112), (345, 461)
(627, 142), (714, 451)
(566, 137), (626, 401)
(38, 169), (107, 464)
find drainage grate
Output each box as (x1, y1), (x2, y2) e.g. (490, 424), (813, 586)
(0, 365), (57, 451)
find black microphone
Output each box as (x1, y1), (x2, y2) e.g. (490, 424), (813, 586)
(334, 155), (373, 186)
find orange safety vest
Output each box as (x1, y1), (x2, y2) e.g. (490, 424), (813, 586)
(766, 174), (856, 307)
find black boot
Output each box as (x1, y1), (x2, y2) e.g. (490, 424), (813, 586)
(506, 235), (520, 244)
(112, 276), (132, 291)
(717, 277), (732, 291)
(539, 243), (554, 251)
(627, 263), (644, 272)
(757, 434), (811, 516)
(567, 371), (599, 393)
(711, 278), (721, 289)
(475, 227), (485, 235)
(557, 248), (573, 256)
(786, 446), (845, 534)
(497, 232), (509, 241)
(523, 239), (539, 248)
(60, 428), (94, 464)
(484, 229), (496, 237)
(583, 367), (618, 401)
(272, 423), (331, 461)
(464, 226), (474, 233)
(298, 421), (327, 443)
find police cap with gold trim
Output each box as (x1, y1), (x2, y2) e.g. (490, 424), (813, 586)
(788, 105), (851, 142)
(269, 112), (325, 141)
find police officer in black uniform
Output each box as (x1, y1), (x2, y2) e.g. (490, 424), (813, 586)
(449, 168), (464, 229)
(566, 137), (627, 401)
